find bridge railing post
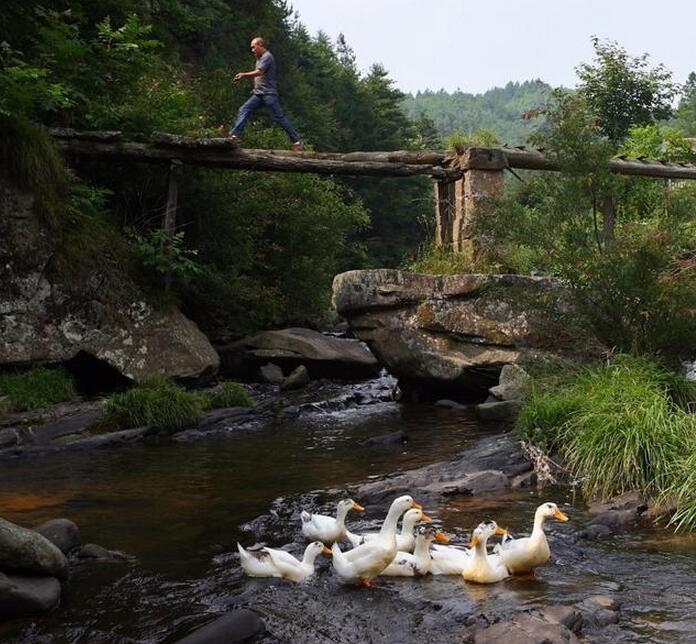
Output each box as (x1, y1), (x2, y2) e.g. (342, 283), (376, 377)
(162, 159), (183, 292)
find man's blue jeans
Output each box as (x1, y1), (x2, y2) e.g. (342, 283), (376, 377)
(229, 94), (300, 142)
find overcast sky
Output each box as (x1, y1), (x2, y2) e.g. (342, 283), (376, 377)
(287, 0), (694, 95)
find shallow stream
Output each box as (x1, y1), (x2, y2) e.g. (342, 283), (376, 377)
(0, 381), (694, 642)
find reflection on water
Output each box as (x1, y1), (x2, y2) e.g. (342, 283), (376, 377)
(0, 396), (694, 642)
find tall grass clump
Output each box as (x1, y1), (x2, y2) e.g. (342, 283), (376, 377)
(517, 355), (695, 501)
(204, 381), (254, 409)
(104, 376), (202, 431)
(0, 367), (76, 413)
(661, 435), (696, 531)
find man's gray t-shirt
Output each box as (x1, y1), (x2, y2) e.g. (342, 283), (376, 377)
(253, 51), (278, 95)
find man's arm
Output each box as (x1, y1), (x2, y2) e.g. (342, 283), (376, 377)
(234, 69), (262, 82)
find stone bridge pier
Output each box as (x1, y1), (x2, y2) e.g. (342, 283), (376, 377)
(434, 148), (506, 256)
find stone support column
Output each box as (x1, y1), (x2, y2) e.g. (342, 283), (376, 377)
(458, 148), (506, 257)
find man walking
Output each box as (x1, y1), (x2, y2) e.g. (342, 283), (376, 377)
(227, 37), (303, 150)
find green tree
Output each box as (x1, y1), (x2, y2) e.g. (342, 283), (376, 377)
(577, 37), (679, 144)
(674, 72), (696, 136)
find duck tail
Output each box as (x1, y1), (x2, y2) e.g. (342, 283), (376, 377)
(300, 510), (311, 523)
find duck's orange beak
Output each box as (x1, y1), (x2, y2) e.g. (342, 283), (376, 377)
(352, 502), (365, 512)
(435, 531), (450, 543)
(554, 509), (569, 521)
(411, 500), (422, 510)
(322, 546), (332, 556)
(495, 525), (507, 536)
(420, 512), (433, 523)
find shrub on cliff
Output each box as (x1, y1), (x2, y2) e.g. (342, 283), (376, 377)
(0, 367), (76, 413)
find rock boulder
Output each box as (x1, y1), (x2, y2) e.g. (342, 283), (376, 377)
(333, 269), (602, 396)
(0, 179), (219, 382)
(218, 327), (379, 380)
(0, 518), (68, 579)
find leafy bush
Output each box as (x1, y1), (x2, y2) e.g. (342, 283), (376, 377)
(0, 367), (76, 412)
(205, 381), (255, 409)
(104, 376), (202, 430)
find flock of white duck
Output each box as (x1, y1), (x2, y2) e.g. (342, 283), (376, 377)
(238, 495), (569, 587)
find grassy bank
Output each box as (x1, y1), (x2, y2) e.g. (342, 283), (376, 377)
(104, 377), (254, 432)
(516, 355), (696, 529)
(0, 367), (76, 414)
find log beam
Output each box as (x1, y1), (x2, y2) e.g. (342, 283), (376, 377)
(53, 137), (460, 180)
(49, 130), (696, 181)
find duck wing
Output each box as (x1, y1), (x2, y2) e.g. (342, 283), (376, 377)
(265, 548), (304, 581)
(237, 543), (281, 577)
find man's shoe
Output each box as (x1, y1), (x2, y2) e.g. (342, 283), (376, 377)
(292, 141), (303, 151)
(227, 132), (239, 141)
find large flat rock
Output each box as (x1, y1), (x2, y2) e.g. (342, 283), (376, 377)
(218, 327), (379, 380)
(332, 269), (602, 396)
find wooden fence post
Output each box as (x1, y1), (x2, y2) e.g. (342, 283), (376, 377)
(163, 159), (183, 292)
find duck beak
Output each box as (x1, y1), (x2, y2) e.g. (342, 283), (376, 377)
(495, 526), (507, 536)
(352, 502), (365, 512)
(322, 546), (332, 556)
(554, 509), (569, 521)
(411, 501), (422, 510)
(468, 535), (480, 547)
(420, 512), (433, 523)
(435, 531), (450, 543)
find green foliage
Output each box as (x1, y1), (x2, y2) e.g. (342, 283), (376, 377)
(405, 246), (478, 274)
(179, 153), (369, 338)
(127, 228), (203, 281)
(205, 381), (255, 409)
(104, 376), (202, 430)
(0, 114), (69, 227)
(517, 356), (696, 501)
(480, 87), (696, 360)
(0, 367), (76, 413)
(674, 72), (696, 136)
(577, 37), (679, 144)
(402, 80), (552, 145)
(620, 124), (696, 162)
(444, 128), (500, 153)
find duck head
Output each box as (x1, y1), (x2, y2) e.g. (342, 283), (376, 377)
(537, 502), (569, 522)
(417, 524), (449, 543)
(403, 508), (432, 528)
(469, 520), (506, 547)
(337, 498), (365, 515)
(305, 541), (332, 562)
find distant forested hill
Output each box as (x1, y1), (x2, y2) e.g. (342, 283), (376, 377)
(402, 80), (554, 144)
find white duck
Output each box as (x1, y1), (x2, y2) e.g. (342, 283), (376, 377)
(331, 495), (421, 586)
(301, 498), (365, 544)
(237, 541), (330, 582)
(461, 520), (509, 584)
(494, 501), (569, 574)
(430, 538), (473, 575)
(381, 525), (450, 576)
(345, 508), (432, 552)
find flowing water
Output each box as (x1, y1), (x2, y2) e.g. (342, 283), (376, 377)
(0, 381), (694, 643)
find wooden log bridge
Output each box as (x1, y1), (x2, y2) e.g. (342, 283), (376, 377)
(51, 129), (696, 257)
